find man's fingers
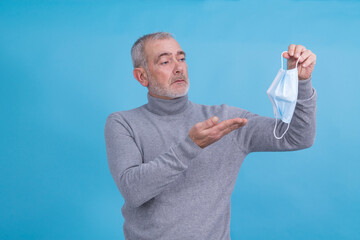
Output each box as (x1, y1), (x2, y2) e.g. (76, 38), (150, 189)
(190, 117), (248, 148)
(198, 116), (219, 130)
(219, 119), (247, 136)
(288, 44), (306, 59)
(302, 54), (316, 68)
(299, 50), (312, 63)
(294, 45), (306, 59)
(288, 44), (296, 56)
(201, 118), (247, 143)
(282, 52), (290, 59)
(211, 118), (247, 133)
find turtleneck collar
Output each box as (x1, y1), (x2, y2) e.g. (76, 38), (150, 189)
(145, 92), (190, 116)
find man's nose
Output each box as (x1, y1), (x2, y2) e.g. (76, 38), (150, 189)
(173, 60), (184, 74)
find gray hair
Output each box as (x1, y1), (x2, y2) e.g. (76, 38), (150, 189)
(131, 32), (174, 68)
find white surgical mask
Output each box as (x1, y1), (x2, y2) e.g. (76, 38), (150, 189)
(267, 51), (301, 139)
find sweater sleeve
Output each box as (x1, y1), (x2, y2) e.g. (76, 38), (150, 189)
(236, 77), (317, 153)
(104, 115), (202, 208)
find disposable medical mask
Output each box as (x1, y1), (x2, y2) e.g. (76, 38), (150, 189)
(267, 51), (301, 139)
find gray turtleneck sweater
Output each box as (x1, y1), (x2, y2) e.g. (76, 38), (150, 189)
(104, 78), (317, 240)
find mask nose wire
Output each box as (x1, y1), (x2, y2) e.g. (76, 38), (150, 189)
(281, 51), (301, 70)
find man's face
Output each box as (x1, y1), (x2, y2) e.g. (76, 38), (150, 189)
(144, 38), (189, 99)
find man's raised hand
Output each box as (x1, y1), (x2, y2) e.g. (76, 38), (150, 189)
(283, 44), (317, 80)
(189, 116), (248, 148)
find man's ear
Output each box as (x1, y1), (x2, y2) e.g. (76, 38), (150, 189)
(133, 67), (149, 87)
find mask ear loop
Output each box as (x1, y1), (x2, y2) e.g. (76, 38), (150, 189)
(273, 118), (290, 139)
(273, 51), (301, 140)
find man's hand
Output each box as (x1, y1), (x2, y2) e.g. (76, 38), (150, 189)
(283, 44), (317, 80)
(189, 116), (248, 148)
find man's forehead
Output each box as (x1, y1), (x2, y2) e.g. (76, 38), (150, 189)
(145, 38), (183, 56)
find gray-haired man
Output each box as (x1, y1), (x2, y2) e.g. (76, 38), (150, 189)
(105, 32), (317, 240)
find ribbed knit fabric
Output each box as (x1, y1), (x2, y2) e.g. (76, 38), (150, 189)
(104, 78), (317, 240)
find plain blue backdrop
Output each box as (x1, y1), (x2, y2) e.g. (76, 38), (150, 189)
(1, 0), (360, 239)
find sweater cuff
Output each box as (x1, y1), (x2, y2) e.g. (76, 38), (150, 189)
(298, 77), (314, 100)
(171, 135), (203, 167)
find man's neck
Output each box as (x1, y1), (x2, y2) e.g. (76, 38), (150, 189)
(145, 92), (190, 116)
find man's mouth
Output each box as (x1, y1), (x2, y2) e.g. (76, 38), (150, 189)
(173, 79), (186, 84)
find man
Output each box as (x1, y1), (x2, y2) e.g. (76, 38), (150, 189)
(104, 32), (317, 240)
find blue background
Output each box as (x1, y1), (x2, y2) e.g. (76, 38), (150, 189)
(1, 0), (359, 239)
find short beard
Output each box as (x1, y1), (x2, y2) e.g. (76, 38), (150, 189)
(146, 69), (189, 99)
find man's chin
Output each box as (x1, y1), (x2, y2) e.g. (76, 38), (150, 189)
(172, 85), (189, 97)
(165, 88), (189, 98)
(148, 83), (189, 99)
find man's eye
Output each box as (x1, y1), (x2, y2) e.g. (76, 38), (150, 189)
(161, 61), (169, 65)
(180, 58), (186, 62)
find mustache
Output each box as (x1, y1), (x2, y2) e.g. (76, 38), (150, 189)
(170, 74), (188, 83)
